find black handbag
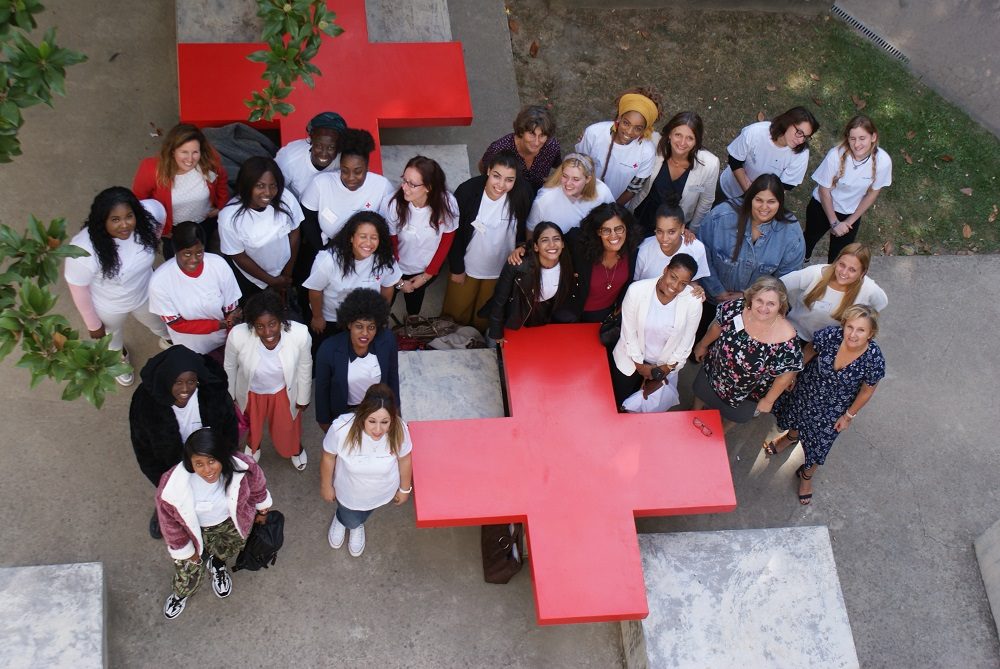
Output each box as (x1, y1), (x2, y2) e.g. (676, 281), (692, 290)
(598, 307), (622, 347)
(233, 509), (284, 571)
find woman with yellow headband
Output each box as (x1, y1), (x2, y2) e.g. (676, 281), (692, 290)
(576, 87), (662, 206)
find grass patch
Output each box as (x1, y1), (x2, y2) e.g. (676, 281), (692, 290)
(506, 3), (999, 254)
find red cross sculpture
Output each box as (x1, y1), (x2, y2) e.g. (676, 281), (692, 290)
(176, 0), (472, 172)
(410, 324), (736, 625)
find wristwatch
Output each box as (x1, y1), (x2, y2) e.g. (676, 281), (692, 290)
(650, 366), (666, 382)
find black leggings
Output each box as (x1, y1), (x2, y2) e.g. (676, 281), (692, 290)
(804, 197), (863, 264)
(394, 272), (439, 316)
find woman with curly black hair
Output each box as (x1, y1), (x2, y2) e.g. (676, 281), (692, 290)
(224, 290), (313, 470)
(65, 187), (170, 386)
(566, 202), (641, 322)
(218, 156), (303, 305)
(314, 288), (399, 432)
(303, 211), (401, 352)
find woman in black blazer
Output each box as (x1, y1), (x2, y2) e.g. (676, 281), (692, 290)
(565, 202), (640, 323)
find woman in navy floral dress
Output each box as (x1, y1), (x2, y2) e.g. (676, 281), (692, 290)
(692, 276), (803, 429)
(766, 304), (885, 504)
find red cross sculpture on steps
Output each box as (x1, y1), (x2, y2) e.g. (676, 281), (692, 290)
(410, 324), (736, 625)
(176, 0), (472, 172)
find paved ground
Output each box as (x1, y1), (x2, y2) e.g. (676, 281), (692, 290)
(2, 1), (1000, 668)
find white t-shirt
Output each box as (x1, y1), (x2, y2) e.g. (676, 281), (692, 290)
(575, 121), (656, 200)
(539, 265), (561, 301)
(346, 353), (381, 405)
(464, 191), (517, 280)
(323, 413), (413, 511)
(385, 193), (459, 274)
(64, 228), (157, 313)
(218, 192), (304, 289)
(526, 182), (615, 233)
(275, 138), (339, 200)
(634, 237), (711, 282)
(249, 339), (286, 394)
(300, 171), (393, 244)
(643, 297), (678, 362)
(781, 263), (889, 341)
(171, 388), (203, 443)
(811, 146), (893, 214)
(148, 254), (242, 354)
(190, 473), (229, 527)
(719, 121), (809, 198)
(302, 252), (402, 322)
(171, 168), (212, 224)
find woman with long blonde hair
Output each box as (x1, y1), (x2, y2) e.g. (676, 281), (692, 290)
(525, 153), (615, 234)
(780, 242), (887, 342)
(804, 115), (893, 263)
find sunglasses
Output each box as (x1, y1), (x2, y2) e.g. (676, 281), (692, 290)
(692, 417), (712, 437)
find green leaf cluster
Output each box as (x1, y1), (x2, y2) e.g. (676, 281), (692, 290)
(244, 0), (342, 122)
(0, 5), (87, 162)
(0, 218), (125, 408)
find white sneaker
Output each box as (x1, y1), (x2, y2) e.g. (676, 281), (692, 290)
(328, 515), (346, 549)
(243, 445), (261, 463)
(290, 447), (307, 471)
(207, 557), (232, 598)
(163, 593), (187, 620)
(115, 348), (134, 386)
(158, 337), (173, 350)
(348, 524), (366, 557)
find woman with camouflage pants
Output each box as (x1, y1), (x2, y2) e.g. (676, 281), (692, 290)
(156, 428), (272, 620)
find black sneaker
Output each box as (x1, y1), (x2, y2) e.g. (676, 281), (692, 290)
(149, 509), (162, 540)
(163, 593), (187, 620)
(208, 557), (232, 598)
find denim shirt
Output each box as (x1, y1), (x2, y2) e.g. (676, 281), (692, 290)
(697, 201), (805, 302)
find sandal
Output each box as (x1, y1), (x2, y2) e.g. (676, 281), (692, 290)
(795, 465), (813, 505)
(763, 431), (799, 457)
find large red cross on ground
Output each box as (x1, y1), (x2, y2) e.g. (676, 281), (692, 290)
(410, 324), (737, 625)
(176, 0), (472, 172)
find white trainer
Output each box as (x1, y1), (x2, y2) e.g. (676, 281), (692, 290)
(158, 337), (173, 350)
(115, 348), (134, 386)
(348, 524), (366, 557)
(328, 516), (346, 549)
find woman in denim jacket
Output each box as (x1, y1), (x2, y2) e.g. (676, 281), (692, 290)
(695, 174), (804, 339)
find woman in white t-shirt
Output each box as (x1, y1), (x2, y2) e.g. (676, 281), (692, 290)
(65, 187), (170, 386)
(780, 242), (887, 342)
(575, 87), (661, 205)
(804, 115), (893, 263)
(442, 151), (534, 330)
(274, 111), (345, 199)
(218, 156), (303, 305)
(148, 221), (242, 360)
(385, 156), (459, 316)
(225, 290), (313, 471)
(303, 211), (401, 350)
(525, 153), (615, 234)
(320, 383), (412, 557)
(634, 204), (711, 289)
(717, 106), (820, 202)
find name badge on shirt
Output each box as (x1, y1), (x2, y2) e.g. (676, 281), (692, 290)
(471, 219), (486, 234)
(733, 314), (745, 332)
(320, 208), (339, 227)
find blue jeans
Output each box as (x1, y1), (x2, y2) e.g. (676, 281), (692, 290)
(336, 504), (374, 529)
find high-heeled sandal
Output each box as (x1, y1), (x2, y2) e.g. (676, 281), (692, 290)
(763, 431), (799, 456)
(795, 464), (813, 505)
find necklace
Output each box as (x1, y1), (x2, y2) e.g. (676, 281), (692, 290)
(603, 258), (620, 290)
(851, 153), (871, 169)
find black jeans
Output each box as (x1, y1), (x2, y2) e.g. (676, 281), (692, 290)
(804, 197), (862, 264)
(395, 272), (438, 316)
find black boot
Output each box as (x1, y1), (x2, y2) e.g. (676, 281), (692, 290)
(149, 508), (162, 540)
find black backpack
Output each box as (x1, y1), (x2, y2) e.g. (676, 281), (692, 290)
(234, 509), (284, 571)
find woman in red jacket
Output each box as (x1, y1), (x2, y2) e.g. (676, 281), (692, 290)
(133, 123), (229, 259)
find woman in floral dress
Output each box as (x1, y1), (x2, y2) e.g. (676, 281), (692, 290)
(765, 304), (885, 504)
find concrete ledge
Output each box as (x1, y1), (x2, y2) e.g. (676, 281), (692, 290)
(975, 518), (1000, 638)
(0, 562), (106, 669)
(545, 0), (829, 13)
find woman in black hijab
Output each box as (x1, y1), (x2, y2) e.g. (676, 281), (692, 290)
(129, 346), (238, 538)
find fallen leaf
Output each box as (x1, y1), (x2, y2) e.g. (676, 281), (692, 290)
(765, 83), (777, 91)
(811, 97), (824, 107)
(900, 243), (916, 256)
(528, 40), (539, 58)
(939, 154), (954, 162)
(109, 52), (121, 62)
(508, 18), (520, 34)
(851, 94), (867, 110)
(756, 110), (766, 122)
(960, 187), (973, 196)
(900, 149), (913, 165)
(637, 29), (650, 39)
(809, 72), (820, 81)
(988, 204), (998, 223)
(962, 224), (973, 238)
(906, 130), (916, 140)
(882, 240), (895, 256)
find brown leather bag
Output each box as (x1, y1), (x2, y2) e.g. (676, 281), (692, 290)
(481, 523), (525, 584)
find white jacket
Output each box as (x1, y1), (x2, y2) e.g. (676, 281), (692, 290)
(630, 141), (720, 231)
(224, 320), (313, 418)
(612, 279), (702, 375)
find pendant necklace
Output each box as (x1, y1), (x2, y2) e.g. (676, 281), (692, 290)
(603, 259), (619, 290)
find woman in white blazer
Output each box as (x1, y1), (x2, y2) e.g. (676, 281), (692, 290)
(631, 112), (720, 234)
(611, 254), (703, 412)
(225, 290), (313, 470)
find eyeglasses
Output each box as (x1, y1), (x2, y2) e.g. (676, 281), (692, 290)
(791, 126), (812, 140)
(692, 417), (712, 437)
(400, 177), (425, 189)
(598, 225), (626, 237)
